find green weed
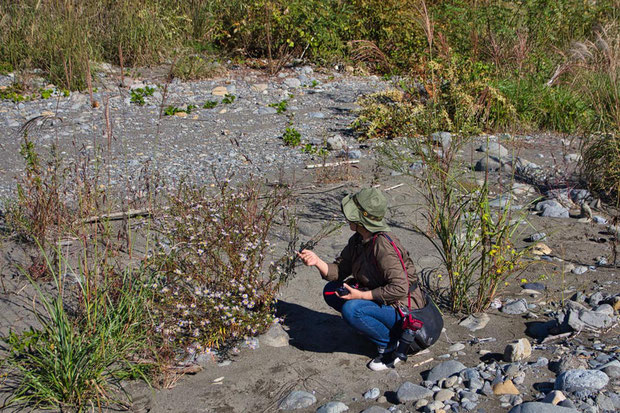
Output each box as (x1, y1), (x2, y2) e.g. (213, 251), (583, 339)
(283, 126), (302, 147)
(221, 94), (236, 104)
(203, 100), (218, 109)
(268, 99), (289, 114)
(130, 86), (155, 106)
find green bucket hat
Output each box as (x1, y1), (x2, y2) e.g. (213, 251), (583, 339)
(341, 188), (390, 233)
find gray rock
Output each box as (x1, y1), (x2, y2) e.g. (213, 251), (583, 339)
(502, 299), (529, 315)
(550, 355), (589, 374)
(478, 141), (510, 158)
(504, 338), (532, 362)
(569, 189), (591, 203)
(475, 156), (502, 172)
(327, 135), (345, 151)
(396, 382), (434, 403)
(589, 292), (606, 306)
(434, 389), (455, 402)
(595, 256), (608, 266)
(279, 390), (317, 410)
(360, 407), (389, 413)
(572, 266), (588, 275)
(593, 216), (608, 224)
(423, 401), (444, 412)
(426, 360), (467, 382)
(596, 393), (615, 412)
(283, 78), (302, 88)
(555, 369), (609, 392)
(523, 282), (546, 291)
(308, 111), (325, 118)
(600, 365), (620, 379)
(462, 400), (478, 411)
(430, 131), (452, 149)
(448, 343), (465, 352)
(564, 153), (582, 163)
(536, 200), (569, 218)
(341, 149), (361, 159)
(508, 402), (578, 412)
(459, 313), (490, 331)
(489, 194), (513, 208)
(316, 402), (349, 413)
(257, 106), (278, 115)
(260, 323), (289, 347)
(364, 388), (380, 400)
(481, 381), (493, 397)
(566, 305), (614, 331)
(527, 233), (547, 242)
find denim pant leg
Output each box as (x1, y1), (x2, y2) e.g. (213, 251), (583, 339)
(340, 300), (402, 349)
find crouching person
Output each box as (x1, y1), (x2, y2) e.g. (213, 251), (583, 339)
(298, 188), (443, 370)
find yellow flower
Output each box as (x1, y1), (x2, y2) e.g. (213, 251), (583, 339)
(521, 278), (527, 283)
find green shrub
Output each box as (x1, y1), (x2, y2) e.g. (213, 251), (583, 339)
(381, 138), (528, 314)
(172, 54), (224, 80)
(149, 181), (290, 352)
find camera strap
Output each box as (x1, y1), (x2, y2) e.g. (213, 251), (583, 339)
(372, 233), (424, 331)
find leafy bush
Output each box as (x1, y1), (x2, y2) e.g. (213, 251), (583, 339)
(149, 181), (291, 352)
(172, 54), (224, 80)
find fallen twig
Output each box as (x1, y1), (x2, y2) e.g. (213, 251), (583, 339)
(78, 208), (154, 224)
(305, 160), (359, 169)
(385, 183), (404, 191)
(410, 357), (434, 368)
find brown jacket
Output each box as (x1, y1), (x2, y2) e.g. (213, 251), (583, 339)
(325, 232), (425, 309)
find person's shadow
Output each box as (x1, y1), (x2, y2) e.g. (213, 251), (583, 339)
(276, 300), (375, 357)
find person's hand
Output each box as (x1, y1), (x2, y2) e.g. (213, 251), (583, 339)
(297, 249), (321, 267)
(338, 283), (372, 300)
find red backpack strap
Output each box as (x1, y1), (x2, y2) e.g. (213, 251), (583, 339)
(372, 233), (413, 314)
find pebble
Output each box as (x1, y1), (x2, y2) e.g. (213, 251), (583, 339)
(477, 141), (510, 158)
(527, 232), (547, 242)
(360, 407), (389, 413)
(278, 390), (316, 410)
(363, 388), (380, 400)
(509, 402), (579, 412)
(572, 266), (588, 275)
(504, 338), (532, 362)
(434, 389), (455, 402)
(316, 402), (348, 413)
(396, 382), (434, 403)
(284, 78), (302, 88)
(259, 323), (289, 347)
(502, 299), (529, 315)
(493, 379), (520, 395)
(459, 313), (490, 331)
(426, 361), (467, 382)
(536, 199), (569, 218)
(448, 343), (465, 352)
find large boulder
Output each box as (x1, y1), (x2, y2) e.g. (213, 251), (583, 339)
(555, 369), (609, 392)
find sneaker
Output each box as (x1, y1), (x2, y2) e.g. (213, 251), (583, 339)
(367, 352), (401, 371)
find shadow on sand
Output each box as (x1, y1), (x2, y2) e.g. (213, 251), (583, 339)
(276, 300), (375, 357)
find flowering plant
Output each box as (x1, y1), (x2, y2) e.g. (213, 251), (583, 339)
(149, 180), (290, 352)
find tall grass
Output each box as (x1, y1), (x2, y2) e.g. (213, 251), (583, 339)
(2, 249), (155, 411)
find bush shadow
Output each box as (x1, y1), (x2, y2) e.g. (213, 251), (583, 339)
(276, 300), (375, 357)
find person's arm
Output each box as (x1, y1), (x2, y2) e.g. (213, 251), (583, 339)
(296, 250), (329, 276)
(298, 236), (355, 281)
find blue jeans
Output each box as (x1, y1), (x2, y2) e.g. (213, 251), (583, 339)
(323, 281), (402, 350)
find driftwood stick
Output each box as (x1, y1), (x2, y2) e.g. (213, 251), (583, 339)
(305, 160), (359, 169)
(541, 332), (572, 344)
(78, 208), (154, 224)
